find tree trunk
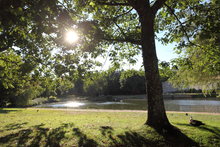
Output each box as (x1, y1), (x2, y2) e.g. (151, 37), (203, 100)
(138, 7), (171, 129)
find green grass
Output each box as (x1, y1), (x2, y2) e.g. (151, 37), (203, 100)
(0, 108), (220, 146)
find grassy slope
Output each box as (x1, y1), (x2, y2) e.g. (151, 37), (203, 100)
(0, 108), (219, 147)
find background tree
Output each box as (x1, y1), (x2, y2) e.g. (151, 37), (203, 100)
(0, 50), (44, 106)
(120, 69), (146, 94)
(0, 0), (101, 106)
(161, 0), (220, 95)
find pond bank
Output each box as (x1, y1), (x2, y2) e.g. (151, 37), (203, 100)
(57, 94), (219, 102)
(33, 97), (220, 113)
(28, 108), (220, 115)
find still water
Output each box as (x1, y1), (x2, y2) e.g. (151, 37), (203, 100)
(35, 98), (220, 113)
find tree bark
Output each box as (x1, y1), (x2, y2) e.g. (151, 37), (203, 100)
(136, 3), (171, 129)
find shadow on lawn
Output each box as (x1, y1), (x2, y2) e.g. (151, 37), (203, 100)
(4, 122), (28, 131)
(154, 125), (199, 147)
(0, 122), (199, 147)
(73, 128), (98, 146)
(99, 125), (198, 147)
(98, 125), (158, 146)
(0, 123), (96, 147)
(176, 123), (220, 144)
(0, 122), (28, 133)
(199, 126), (220, 138)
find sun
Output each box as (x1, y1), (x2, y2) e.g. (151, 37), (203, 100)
(65, 30), (79, 43)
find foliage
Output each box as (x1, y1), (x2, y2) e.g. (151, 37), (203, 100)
(158, 61), (176, 82)
(55, 77), (73, 96)
(0, 50), (36, 106)
(120, 69), (146, 94)
(0, 0), (67, 106)
(0, 0), (63, 52)
(0, 49), (75, 106)
(167, 0), (220, 94)
(80, 68), (146, 96)
(82, 68), (120, 96)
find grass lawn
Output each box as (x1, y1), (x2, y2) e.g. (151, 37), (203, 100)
(0, 108), (219, 146)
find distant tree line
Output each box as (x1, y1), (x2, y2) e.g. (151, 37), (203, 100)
(76, 69), (146, 96)
(1, 50), (177, 107)
(0, 55), (149, 106)
(1, 47), (218, 108)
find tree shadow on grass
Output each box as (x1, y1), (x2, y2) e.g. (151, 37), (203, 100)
(176, 123), (220, 144)
(72, 128), (98, 147)
(100, 126), (113, 136)
(0, 122), (97, 147)
(0, 129), (33, 146)
(116, 131), (158, 146)
(199, 126), (220, 138)
(99, 126), (155, 146)
(4, 122), (28, 131)
(99, 125), (198, 147)
(30, 123), (49, 146)
(176, 123), (220, 136)
(0, 122), (200, 147)
(99, 126), (158, 146)
(154, 125), (199, 147)
(0, 122), (28, 133)
(0, 123), (68, 146)
(30, 123), (78, 146)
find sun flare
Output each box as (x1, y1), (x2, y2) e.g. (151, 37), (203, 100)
(65, 30), (79, 43)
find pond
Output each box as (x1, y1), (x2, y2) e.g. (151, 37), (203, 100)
(34, 98), (220, 113)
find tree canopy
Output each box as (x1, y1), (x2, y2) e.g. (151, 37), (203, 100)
(167, 0), (220, 94)
(1, 0), (219, 130)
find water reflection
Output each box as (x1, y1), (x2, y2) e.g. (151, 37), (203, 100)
(166, 100), (220, 106)
(51, 101), (85, 108)
(96, 102), (128, 105)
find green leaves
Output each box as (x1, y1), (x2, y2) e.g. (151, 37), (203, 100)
(89, 1), (95, 7)
(155, 0), (220, 95)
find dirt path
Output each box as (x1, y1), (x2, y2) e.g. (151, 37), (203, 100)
(28, 108), (220, 115)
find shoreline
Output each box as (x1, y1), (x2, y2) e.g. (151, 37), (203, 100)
(25, 108), (220, 115)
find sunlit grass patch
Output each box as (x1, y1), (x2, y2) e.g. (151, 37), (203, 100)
(0, 108), (220, 146)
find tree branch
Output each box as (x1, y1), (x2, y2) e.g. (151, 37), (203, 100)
(164, 3), (193, 45)
(103, 8), (133, 23)
(113, 8), (133, 20)
(58, 1), (72, 14)
(102, 37), (141, 45)
(164, 3), (208, 54)
(113, 21), (127, 37)
(97, 1), (130, 6)
(152, 0), (168, 15)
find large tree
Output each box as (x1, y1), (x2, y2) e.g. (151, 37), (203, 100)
(65, 0), (172, 129)
(1, 0), (172, 128)
(66, 0), (218, 129)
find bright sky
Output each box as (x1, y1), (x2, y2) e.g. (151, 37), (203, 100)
(129, 41), (178, 70)
(156, 40), (178, 62)
(63, 30), (179, 71)
(98, 40), (178, 70)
